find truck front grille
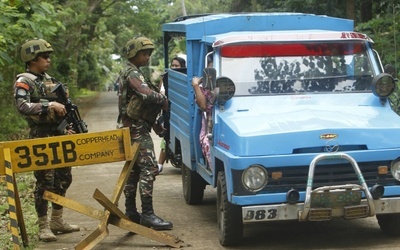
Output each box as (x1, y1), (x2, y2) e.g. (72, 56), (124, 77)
(232, 161), (399, 195)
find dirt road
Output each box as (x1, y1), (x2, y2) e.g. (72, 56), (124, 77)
(36, 91), (400, 250)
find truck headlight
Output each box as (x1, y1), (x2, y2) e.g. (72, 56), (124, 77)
(242, 164), (268, 192)
(391, 160), (400, 181)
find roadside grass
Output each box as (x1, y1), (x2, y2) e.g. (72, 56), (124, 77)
(0, 173), (38, 250)
(0, 91), (99, 249)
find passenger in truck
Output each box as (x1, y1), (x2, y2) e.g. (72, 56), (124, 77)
(192, 75), (215, 170)
(157, 56), (186, 172)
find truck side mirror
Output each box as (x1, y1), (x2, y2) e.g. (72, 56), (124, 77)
(371, 73), (396, 98)
(215, 76), (235, 107)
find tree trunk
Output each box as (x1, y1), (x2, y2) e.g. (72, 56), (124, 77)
(230, 0), (249, 12)
(181, 0), (187, 16)
(360, 0), (373, 22)
(346, 0), (356, 21)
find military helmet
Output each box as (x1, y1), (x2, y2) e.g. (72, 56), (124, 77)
(124, 36), (154, 59)
(20, 38), (54, 63)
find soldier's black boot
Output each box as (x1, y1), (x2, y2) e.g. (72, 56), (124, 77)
(125, 195), (140, 223)
(140, 213), (173, 230)
(140, 197), (173, 230)
(126, 211), (141, 224)
(124, 174), (140, 224)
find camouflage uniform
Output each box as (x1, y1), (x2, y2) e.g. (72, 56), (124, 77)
(14, 72), (72, 217)
(14, 38), (79, 242)
(119, 62), (167, 222)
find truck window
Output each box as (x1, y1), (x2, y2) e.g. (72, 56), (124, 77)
(219, 41), (374, 96)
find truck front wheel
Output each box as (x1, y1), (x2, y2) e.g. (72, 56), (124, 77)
(217, 172), (243, 246)
(181, 165), (205, 205)
(377, 213), (400, 236)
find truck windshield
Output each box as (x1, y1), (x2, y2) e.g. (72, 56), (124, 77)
(219, 41), (374, 96)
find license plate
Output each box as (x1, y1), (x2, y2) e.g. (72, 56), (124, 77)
(310, 190), (362, 208)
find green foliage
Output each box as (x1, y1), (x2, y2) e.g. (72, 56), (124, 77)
(1, 0), (400, 248)
(390, 92), (400, 115)
(357, 2), (400, 80)
(0, 1), (65, 144)
(0, 173), (38, 250)
(77, 50), (101, 90)
(0, 106), (29, 141)
(0, 0), (399, 142)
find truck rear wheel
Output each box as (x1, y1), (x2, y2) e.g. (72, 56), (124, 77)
(181, 165), (205, 205)
(217, 172), (243, 246)
(377, 213), (400, 236)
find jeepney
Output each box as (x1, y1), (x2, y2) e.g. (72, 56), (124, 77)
(162, 13), (400, 246)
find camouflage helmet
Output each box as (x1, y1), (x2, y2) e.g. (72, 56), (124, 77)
(20, 38), (54, 63)
(124, 36), (154, 59)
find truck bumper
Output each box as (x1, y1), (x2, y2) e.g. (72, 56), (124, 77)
(242, 197), (400, 223)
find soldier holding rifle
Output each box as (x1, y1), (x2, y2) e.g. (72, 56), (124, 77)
(13, 38), (82, 242)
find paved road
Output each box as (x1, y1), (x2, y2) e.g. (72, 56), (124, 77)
(36, 91), (400, 250)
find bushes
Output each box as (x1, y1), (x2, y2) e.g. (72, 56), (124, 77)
(0, 106), (29, 141)
(0, 173), (38, 250)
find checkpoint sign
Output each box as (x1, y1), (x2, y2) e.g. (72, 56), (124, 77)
(0, 128), (133, 175)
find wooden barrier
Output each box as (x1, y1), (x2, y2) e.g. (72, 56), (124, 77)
(3, 147), (28, 249)
(0, 128), (182, 249)
(0, 128), (133, 175)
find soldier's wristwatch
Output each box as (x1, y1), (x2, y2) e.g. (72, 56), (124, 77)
(40, 102), (49, 116)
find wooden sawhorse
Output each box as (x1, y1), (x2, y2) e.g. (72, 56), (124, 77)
(1, 129), (182, 249)
(44, 142), (182, 249)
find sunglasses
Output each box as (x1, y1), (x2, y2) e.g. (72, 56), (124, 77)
(39, 53), (51, 60)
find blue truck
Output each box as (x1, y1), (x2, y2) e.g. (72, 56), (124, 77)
(161, 13), (400, 246)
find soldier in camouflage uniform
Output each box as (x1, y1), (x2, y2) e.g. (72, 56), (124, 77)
(14, 38), (80, 242)
(117, 36), (173, 230)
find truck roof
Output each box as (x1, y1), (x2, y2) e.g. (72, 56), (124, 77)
(211, 31), (373, 47)
(162, 13), (354, 40)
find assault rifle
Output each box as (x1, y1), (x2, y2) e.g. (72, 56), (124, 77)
(51, 83), (88, 134)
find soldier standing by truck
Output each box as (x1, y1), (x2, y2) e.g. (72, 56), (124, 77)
(13, 38), (80, 242)
(117, 36), (173, 230)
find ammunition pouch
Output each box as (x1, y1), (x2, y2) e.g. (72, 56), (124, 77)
(29, 124), (62, 138)
(126, 95), (144, 121)
(142, 104), (161, 125)
(126, 96), (162, 125)
(26, 108), (59, 127)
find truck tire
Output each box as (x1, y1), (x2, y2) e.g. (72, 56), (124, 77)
(181, 165), (205, 205)
(217, 172), (243, 246)
(377, 213), (400, 236)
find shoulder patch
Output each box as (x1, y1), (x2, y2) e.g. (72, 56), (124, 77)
(15, 82), (29, 90)
(17, 88), (28, 97)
